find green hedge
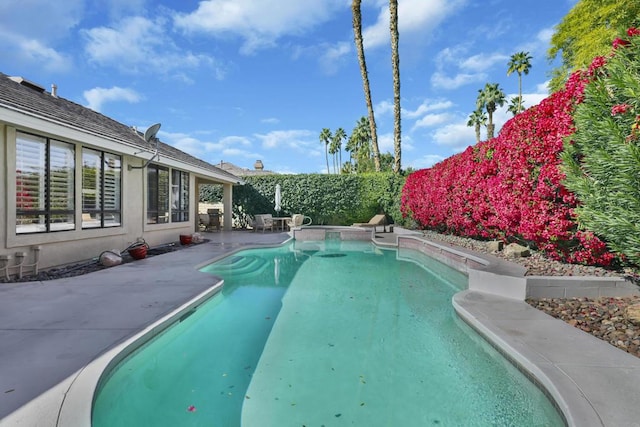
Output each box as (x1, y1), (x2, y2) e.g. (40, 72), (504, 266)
(200, 173), (407, 228)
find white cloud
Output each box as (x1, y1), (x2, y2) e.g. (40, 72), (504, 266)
(536, 81), (551, 94)
(431, 71), (486, 90)
(377, 132), (394, 154)
(491, 89), (550, 131)
(254, 130), (320, 155)
(375, 100), (395, 117)
(104, 0), (146, 20)
(430, 46), (489, 90)
(522, 91), (548, 109)
(0, 0), (83, 41)
(83, 86), (141, 112)
(13, 38), (72, 73)
(431, 121), (475, 151)
(318, 41), (352, 75)
(410, 154), (446, 170)
(173, 0), (344, 54)
(404, 99), (454, 119)
(82, 16), (222, 78)
(413, 112), (457, 129)
(0, 0), (80, 71)
(362, 0), (466, 50)
(537, 27), (555, 44)
(461, 52), (509, 73)
(261, 117), (280, 124)
(161, 133), (260, 161)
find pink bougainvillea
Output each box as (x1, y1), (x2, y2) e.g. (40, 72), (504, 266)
(627, 27), (640, 37)
(612, 37), (631, 49)
(401, 55), (617, 266)
(611, 103), (632, 116)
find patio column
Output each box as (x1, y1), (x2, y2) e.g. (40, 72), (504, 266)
(222, 183), (233, 231)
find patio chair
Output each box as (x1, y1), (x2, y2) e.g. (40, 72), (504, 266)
(286, 214), (312, 229)
(207, 209), (221, 231)
(252, 214), (274, 233)
(199, 210), (221, 232)
(352, 214), (388, 232)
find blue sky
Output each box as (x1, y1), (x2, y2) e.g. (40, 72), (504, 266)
(0, 0), (577, 174)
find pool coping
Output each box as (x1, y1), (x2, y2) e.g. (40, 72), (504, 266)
(452, 290), (640, 427)
(0, 232), (292, 427)
(56, 243), (287, 427)
(3, 229), (640, 426)
(395, 233), (640, 427)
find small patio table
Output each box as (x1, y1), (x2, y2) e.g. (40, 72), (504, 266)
(272, 217), (290, 231)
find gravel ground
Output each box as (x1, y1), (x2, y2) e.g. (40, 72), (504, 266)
(0, 241), (198, 283)
(421, 230), (640, 358)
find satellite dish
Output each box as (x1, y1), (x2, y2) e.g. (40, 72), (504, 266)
(129, 122), (162, 170)
(144, 123), (161, 143)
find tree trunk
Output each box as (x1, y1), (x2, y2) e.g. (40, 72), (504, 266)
(325, 145), (329, 173)
(390, 0), (401, 173)
(352, 0), (381, 172)
(487, 122), (495, 140)
(518, 73), (523, 113)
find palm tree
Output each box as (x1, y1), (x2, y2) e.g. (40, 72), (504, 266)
(389, 0), (401, 173)
(476, 83), (506, 139)
(352, 0), (381, 172)
(348, 116), (373, 173)
(466, 109), (487, 143)
(319, 128), (332, 173)
(332, 127), (347, 173)
(507, 51), (532, 114)
(507, 96), (523, 116)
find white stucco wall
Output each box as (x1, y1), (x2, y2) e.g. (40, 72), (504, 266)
(1, 119), (234, 274)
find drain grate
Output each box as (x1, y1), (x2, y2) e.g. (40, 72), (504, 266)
(319, 253), (347, 258)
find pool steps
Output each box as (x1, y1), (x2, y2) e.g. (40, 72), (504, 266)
(200, 255), (269, 277)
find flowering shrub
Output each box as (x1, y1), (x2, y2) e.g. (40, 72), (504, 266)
(561, 27), (640, 265)
(401, 37), (622, 266)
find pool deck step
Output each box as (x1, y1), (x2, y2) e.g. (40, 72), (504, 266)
(200, 255), (269, 276)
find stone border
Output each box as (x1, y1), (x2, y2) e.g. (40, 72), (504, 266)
(397, 234), (639, 300)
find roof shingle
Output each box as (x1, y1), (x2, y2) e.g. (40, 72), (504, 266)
(0, 73), (241, 184)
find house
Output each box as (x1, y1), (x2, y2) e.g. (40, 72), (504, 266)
(217, 160), (276, 176)
(0, 73), (243, 275)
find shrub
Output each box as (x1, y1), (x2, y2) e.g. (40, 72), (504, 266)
(202, 173), (407, 228)
(561, 28), (640, 265)
(401, 55), (616, 266)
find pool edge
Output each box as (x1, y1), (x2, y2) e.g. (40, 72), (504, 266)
(58, 281), (224, 427)
(453, 290), (640, 427)
(10, 230), (637, 427)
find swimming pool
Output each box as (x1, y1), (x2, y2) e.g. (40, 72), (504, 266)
(92, 240), (564, 426)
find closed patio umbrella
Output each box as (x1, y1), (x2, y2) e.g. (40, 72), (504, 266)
(275, 184), (282, 213)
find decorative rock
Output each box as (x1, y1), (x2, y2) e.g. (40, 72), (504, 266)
(99, 250), (122, 267)
(625, 304), (640, 325)
(487, 240), (504, 252)
(503, 243), (530, 258)
(192, 233), (204, 244)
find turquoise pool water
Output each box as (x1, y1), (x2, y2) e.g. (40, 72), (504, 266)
(92, 240), (564, 426)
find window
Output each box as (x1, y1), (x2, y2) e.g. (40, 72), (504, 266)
(16, 132), (75, 233)
(171, 170), (189, 222)
(82, 148), (122, 228)
(147, 164), (170, 224)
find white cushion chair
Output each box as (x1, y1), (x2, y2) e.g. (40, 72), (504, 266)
(286, 214), (312, 229)
(252, 214), (274, 232)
